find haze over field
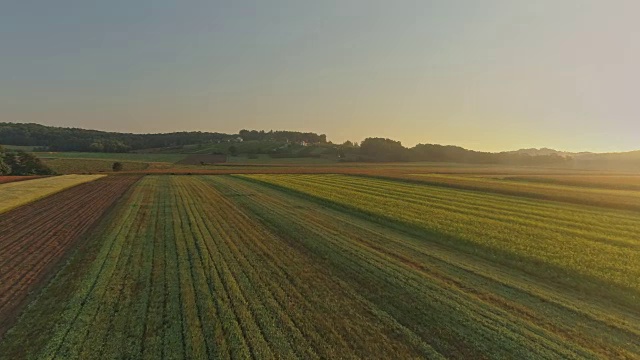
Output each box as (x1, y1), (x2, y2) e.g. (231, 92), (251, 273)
(2, 1), (638, 152)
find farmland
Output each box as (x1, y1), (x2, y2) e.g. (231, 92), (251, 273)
(0, 175), (104, 213)
(30, 152), (188, 174)
(0, 172), (638, 359)
(0, 176), (141, 336)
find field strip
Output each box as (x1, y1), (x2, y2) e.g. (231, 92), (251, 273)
(211, 175), (640, 358)
(0, 175), (105, 214)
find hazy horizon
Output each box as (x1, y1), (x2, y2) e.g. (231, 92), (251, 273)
(2, 1), (639, 153)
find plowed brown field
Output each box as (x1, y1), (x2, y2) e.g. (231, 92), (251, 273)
(0, 175), (141, 338)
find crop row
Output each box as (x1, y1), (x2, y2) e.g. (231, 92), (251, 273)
(0, 175), (141, 338)
(239, 174), (640, 298)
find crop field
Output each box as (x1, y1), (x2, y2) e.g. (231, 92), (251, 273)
(0, 174), (104, 214)
(0, 176), (141, 336)
(0, 173), (638, 359)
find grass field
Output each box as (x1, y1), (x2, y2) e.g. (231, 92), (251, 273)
(1, 174), (638, 359)
(0, 175), (104, 214)
(33, 152), (188, 163)
(42, 158), (150, 174)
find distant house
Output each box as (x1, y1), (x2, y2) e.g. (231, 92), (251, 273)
(299, 141), (309, 146)
(235, 137), (244, 142)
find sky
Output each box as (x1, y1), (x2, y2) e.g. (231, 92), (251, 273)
(1, 0), (639, 152)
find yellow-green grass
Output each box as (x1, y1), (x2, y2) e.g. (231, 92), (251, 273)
(241, 174), (640, 298)
(0, 175), (105, 214)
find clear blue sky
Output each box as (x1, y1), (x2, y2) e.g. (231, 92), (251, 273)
(1, 0), (638, 152)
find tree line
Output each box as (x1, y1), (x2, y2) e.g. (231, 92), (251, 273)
(0, 146), (54, 175)
(0, 123), (236, 152)
(339, 138), (572, 166)
(238, 129), (327, 144)
(0, 123), (329, 153)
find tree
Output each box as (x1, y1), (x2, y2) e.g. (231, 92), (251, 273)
(0, 146), (8, 175)
(112, 162), (123, 171)
(228, 145), (238, 156)
(360, 138), (410, 162)
(3, 151), (55, 175)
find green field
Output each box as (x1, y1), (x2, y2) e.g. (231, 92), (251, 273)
(33, 152), (188, 163)
(2, 174), (639, 359)
(32, 152), (188, 174)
